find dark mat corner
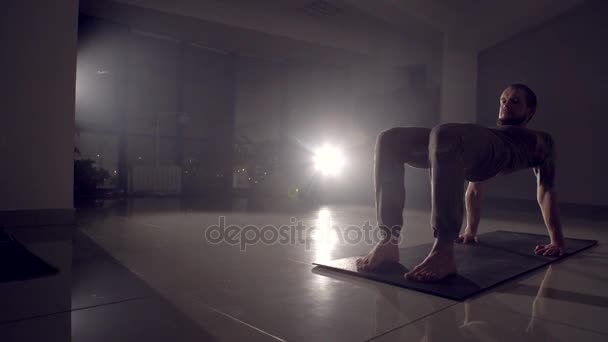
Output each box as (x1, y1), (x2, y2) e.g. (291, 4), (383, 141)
(1, 231), (59, 283)
(313, 230), (597, 301)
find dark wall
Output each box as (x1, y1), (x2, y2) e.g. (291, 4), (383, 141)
(477, 0), (608, 206)
(0, 0), (78, 211)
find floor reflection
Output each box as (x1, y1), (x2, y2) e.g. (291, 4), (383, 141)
(2, 197), (607, 341)
(311, 207), (340, 263)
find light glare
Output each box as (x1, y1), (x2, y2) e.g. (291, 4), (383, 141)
(313, 145), (345, 175)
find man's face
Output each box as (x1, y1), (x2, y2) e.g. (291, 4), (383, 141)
(497, 87), (534, 126)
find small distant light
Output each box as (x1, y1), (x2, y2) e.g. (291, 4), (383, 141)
(242, 168), (246, 172)
(295, 188), (299, 192)
(254, 181), (258, 184)
(96, 70), (109, 75)
(248, 177), (251, 180)
(96, 154), (101, 158)
(138, 156), (142, 160)
(113, 170), (117, 174)
(264, 172), (267, 175)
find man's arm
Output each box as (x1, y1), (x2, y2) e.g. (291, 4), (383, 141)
(458, 181), (485, 243)
(536, 184), (565, 255)
(534, 133), (565, 256)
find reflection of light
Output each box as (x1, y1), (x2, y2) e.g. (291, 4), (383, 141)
(312, 208), (338, 263)
(313, 144), (345, 175)
(318, 208), (330, 220)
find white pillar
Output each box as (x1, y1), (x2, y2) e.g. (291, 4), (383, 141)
(0, 0), (79, 212)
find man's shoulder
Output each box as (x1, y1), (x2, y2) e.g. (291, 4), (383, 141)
(524, 127), (552, 137)
(531, 129), (555, 148)
(491, 126), (553, 141)
(533, 130), (556, 166)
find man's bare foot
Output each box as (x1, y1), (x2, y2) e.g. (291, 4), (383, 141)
(405, 239), (457, 282)
(356, 241), (399, 272)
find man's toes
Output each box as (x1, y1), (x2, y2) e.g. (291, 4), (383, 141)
(545, 250), (557, 257)
(417, 273), (429, 282)
(406, 269), (428, 282)
(365, 258), (381, 270)
(410, 264), (423, 273)
(426, 272), (439, 281)
(415, 271), (440, 282)
(361, 263), (377, 272)
(356, 260), (368, 271)
(420, 271), (433, 282)
(410, 272), (423, 281)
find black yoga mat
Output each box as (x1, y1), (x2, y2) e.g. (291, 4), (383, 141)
(0, 231), (59, 282)
(312, 231), (597, 301)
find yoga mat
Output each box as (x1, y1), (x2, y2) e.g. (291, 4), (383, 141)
(0, 231), (59, 282)
(312, 231), (597, 300)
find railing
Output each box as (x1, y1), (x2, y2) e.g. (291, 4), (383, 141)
(128, 165), (182, 195)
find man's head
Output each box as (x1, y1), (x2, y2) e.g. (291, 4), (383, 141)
(497, 84), (537, 127)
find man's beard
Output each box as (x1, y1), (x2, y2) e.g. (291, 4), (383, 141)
(497, 116), (527, 126)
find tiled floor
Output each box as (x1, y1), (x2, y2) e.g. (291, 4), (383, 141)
(1, 198), (606, 341)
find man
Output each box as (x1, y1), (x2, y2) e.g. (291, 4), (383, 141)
(356, 84), (565, 282)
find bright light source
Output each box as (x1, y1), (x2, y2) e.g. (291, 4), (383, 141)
(313, 144), (345, 175)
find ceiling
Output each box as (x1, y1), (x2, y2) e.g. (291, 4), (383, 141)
(80, 0), (586, 72)
(108, 0), (586, 51)
(379, 0), (587, 49)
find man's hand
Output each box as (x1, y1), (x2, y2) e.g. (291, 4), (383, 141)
(534, 243), (565, 257)
(455, 230), (478, 244)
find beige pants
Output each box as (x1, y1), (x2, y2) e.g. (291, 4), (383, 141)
(374, 123), (537, 241)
